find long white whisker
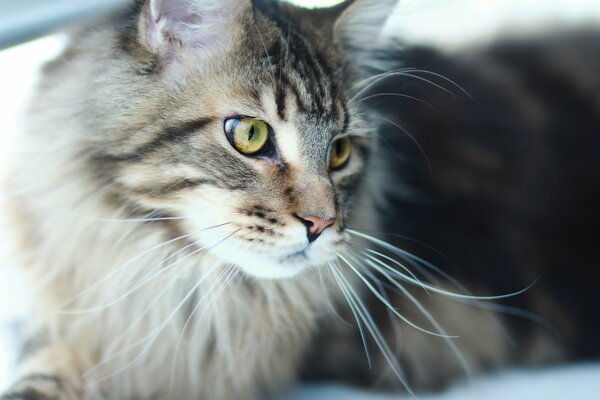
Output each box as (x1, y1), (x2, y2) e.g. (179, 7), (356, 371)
(61, 242), (205, 314)
(58, 231), (197, 310)
(85, 262), (234, 384)
(349, 229), (539, 301)
(318, 268), (351, 327)
(407, 69), (473, 99)
(84, 230), (239, 381)
(362, 257), (473, 380)
(60, 223), (231, 312)
(168, 265), (239, 391)
(327, 263), (373, 369)
(88, 257), (213, 373)
(345, 243), (430, 295)
(338, 253), (456, 339)
(331, 265), (415, 397)
(350, 69), (455, 105)
(376, 116), (433, 176)
(358, 92), (436, 110)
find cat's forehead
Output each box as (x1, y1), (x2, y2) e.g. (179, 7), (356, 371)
(232, 9), (351, 142)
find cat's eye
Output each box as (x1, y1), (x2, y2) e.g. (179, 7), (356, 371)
(329, 137), (352, 170)
(225, 117), (271, 156)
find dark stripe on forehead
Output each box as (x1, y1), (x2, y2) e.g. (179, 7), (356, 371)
(252, 0), (349, 129)
(278, 71), (309, 116)
(285, 33), (327, 114)
(341, 100), (350, 134)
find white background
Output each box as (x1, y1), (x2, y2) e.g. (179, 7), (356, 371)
(2, 0), (600, 397)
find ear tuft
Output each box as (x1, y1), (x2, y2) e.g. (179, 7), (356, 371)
(334, 0), (399, 54)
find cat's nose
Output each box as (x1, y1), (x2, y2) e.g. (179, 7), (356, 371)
(296, 215), (335, 243)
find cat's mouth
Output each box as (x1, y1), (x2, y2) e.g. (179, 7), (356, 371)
(280, 247), (310, 261)
(208, 235), (338, 279)
(186, 214), (343, 279)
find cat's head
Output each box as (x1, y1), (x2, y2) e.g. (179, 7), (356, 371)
(84, 0), (397, 279)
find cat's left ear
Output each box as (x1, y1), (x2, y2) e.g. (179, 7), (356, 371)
(136, 0), (249, 59)
(333, 0), (399, 55)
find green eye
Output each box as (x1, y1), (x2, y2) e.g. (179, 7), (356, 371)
(225, 117), (270, 155)
(329, 137), (352, 170)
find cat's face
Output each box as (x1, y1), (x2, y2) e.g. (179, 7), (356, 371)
(89, 0), (393, 279)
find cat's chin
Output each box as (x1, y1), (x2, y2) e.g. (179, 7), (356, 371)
(210, 247), (317, 280)
(206, 241), (338, 280)
(236, 259), (308, 280)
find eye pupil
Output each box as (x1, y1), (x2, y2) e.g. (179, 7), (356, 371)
(329, 137), (352, 170)
(225, 117), (270, 156)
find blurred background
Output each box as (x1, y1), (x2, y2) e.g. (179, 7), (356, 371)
(1, 0), (600, 398)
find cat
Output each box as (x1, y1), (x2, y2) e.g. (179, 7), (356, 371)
(1, 0), (599, 399)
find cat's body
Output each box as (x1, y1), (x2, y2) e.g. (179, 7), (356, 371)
(1, 1), (599, 399)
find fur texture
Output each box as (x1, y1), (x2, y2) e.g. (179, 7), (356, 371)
(2, 1), (599, 399)
(1, 0), (394, 399)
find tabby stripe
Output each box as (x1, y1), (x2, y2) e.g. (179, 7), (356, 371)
(291, 34), (332, 114)
(134, 178), (219, 197)
(341, 100), (350, 134)
(275, 80), (288, 121)
(269, 41), (289, 121)
(288, 37), (326, 115)
(101, 118), (212, 162)
(2, 389), (55, 400)
(279, 71), (309, 114)
(14, 375), (63, 390)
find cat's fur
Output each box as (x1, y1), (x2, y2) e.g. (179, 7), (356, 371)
(1, 0), (599, 399)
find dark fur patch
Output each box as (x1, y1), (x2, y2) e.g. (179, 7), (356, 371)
(2, 389), (55, 400)
(100, 118), (213, 163)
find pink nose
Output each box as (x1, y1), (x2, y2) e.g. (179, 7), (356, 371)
(297, 215), (335, 243)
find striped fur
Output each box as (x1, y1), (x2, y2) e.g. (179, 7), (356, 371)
(1, 1), (394, 399)
(4, 0), (598, 399)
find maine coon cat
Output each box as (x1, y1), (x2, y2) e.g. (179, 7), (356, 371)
(1, 0), (599, 399)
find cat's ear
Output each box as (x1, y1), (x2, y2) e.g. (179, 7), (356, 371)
(136, 0), (247, 58)
(333, 0), (399, 55)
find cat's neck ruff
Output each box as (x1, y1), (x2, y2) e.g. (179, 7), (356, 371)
(5, 155), (330, 399)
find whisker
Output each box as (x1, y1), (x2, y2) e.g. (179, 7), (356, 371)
(406, 69), (473, 99)
(351, 66), (416, 90)
(327, 263), (373, 369)
(345, 241), (431, 295)
(348, 229), (539, 301)
(350, 69), (456, 105)
(62, 241), (206, 314)
(376, 116), (434, 176)
(318, 268), (352, 327)
(169, 264), (239, 391)
(85, 230), (239, 384)
(362, 256), (473, 381)
(58, 231), (197, 311)
(84, 269), (214, 381)
(60, 222), (231, 311)
(88, 257), (214, 373)
(330, 264), (414, 397)
(358, 92), (436, 110)
(337, 253), (456, 339)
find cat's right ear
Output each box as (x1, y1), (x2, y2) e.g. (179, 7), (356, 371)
(333, 0), (399, 56)
(133, 0), (249, 62)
